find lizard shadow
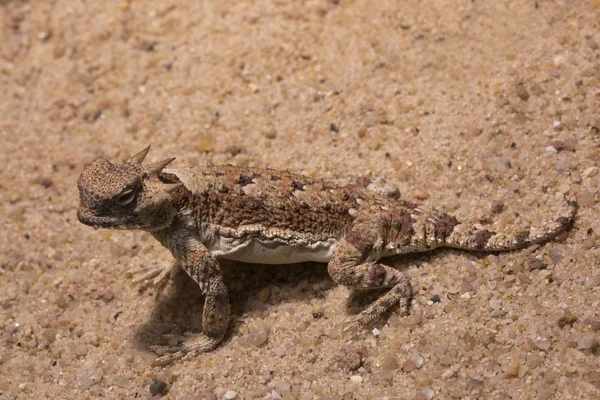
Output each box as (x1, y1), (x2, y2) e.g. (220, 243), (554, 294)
(132, 251), (443, 352)
(132, 260), (333, 353)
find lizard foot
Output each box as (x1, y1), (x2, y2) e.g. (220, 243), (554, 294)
(127, 261), (179, 294)
(341, 316), (363, 336)
(151, 332), (222, 366)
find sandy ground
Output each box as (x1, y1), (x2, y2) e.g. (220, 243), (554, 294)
(1, 0), (599, 399)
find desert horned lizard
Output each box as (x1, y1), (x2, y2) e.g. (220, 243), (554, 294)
(77, 146), (577, 365)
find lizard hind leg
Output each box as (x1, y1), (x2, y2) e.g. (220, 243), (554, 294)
(328, 224), (413, 333)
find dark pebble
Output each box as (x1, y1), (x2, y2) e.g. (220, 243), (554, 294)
(527, 257), (547, 271)
(430, 294), (441, 303)
(557, 310), (577, 328)
(330, 123), (339, 133)
(515, 83), (530, 101)
(40, 177), (54, 188)
(149, 380), (167, 396)
(467, 379), (485, 390)
(491, 200), (504, 214)
(336, 350), (362, 372)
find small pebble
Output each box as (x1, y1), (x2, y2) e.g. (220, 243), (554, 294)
(555, 161), (567, 173)
(495, 158), (511, 173)
(414, 370), (430, 386)
(491, 200), (504, 214)
(239, 325), (270, 347)
(367, 178), (400, 199)
(77, 370), (103, 390)
(551, 140), (565, 151)
(380, 355), (398, 372)
(349, 375), (363, 384)
(515, 83), (530, 101)
(528, 257), (547, 271)
(527, 353), (544, 369)
(337, 350), (362, 372)
(489, 298), (502, 310)
(578, 191), (596, 207)
(587, 318), (600, 331)
(413, 189), (429, 200)
(557, 310), (577, 328)
(466, 379), (484, 390)
(262, 126), (277, 139)
(421, 387), (435, 400)
(224, 390), (238, 400)
(584, 275), (600, 290)
(410, 352), (424, 368)
(40, 177), (54, 188)
(544, 146), (558, 156)
(149, 380), (167, 396)
(372, 327), (381, 337)
(73, 343), (88, 356)
(402, 359), (418, 372)
(256, 287), (271, 303)
(578, 335), (598, 350)
(549, 248), (562, 264)
(583, 167), (598, 177)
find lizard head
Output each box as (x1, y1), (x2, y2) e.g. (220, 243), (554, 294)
(77, 146), (179, 231)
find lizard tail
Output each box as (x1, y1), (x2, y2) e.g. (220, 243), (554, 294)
(443, 194), (577, 251)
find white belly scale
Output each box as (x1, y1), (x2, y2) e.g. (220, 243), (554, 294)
(209, 236), (339, 264)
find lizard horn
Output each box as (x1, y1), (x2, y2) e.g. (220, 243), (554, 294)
(125, 145), (151, 164)
(146, 157), (176, 176)
(164, 183), (183, 193)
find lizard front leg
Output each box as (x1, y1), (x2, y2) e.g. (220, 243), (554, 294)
(151, 230), (230, 366)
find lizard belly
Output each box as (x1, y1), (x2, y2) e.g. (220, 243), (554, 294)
(210, 237), (339, 264)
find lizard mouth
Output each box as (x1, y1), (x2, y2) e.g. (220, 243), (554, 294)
(77, 209), (136, 230)
(77, 207), (174, 231)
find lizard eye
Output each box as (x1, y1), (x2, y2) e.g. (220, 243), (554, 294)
(115, 189), (136, 206)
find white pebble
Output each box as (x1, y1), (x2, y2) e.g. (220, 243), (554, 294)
(410, 352), (424, 368)
(495, 158), (511, 173)
(372, 327), (381, 337)
(583, 167), (598, 177)
(269, 390), (282, 399)
(77, 370), (103, 390)
(489, 298), (502, 310)
(224, 390), (238, 400)
(441, 368), (455, 379)
(544, 146), (558, 156)
(422, 387), (435, 400)
(584, 275), (600, 290)
(577, 335), (598, 350)
(350, 375), (363, 384)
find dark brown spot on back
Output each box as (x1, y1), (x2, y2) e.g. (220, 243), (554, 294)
(434, 214), (460, 241)
(515, 230), (530, 244)
(392, 210), (415, 245)
(292, 180), (305, 191)
(471, 230), (495, 249)
(555, 216), (571, 228)
(270, 175), (281, 181)
(237, 174), (254, 186)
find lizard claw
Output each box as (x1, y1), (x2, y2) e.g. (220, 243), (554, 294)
(127, 261), (178, 294)
(151, 347), (188, 367)
(341, 316), (362, 336)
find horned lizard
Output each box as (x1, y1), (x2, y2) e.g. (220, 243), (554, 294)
(77, 146), (577, 365)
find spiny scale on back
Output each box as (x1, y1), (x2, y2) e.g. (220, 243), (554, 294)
(77, 146), (577, 365)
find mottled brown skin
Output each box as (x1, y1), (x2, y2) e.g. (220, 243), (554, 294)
(77, 147), (577, 365)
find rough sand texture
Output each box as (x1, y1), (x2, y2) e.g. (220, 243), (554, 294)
(1, 0), (600, 399)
